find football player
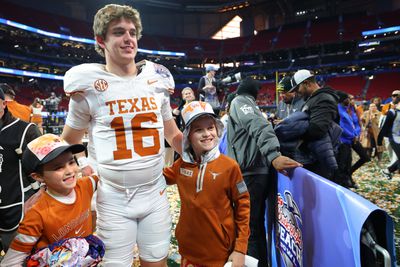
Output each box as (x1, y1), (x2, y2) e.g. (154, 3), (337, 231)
(61, 4), (182, 267)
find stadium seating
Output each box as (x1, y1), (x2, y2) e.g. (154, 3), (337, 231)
(325, 75), (366, 98)
(365, 72), (400, 100)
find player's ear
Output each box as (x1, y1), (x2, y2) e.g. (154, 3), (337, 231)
(96, 35), (105, 49)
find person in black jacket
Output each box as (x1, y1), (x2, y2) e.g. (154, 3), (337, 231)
(0, 84), (41, 254)
(289, 69), (340, 179)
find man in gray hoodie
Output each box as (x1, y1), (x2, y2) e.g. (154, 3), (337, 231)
(227, 77), (301, 266)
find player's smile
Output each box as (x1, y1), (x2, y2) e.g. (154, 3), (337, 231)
(121, 44), (135, 53)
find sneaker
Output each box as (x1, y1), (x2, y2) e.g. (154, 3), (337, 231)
(381, 169), (393, 180)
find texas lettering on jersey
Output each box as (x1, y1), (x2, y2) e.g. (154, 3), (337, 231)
(105, 97), (158, 116)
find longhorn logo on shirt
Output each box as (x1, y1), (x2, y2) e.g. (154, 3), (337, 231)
(94, 79), (108, 92)
(277, 191), (303, 267)
(209, 171), (220, 180)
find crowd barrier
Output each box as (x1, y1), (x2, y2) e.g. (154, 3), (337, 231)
(268, 167), (396, 267)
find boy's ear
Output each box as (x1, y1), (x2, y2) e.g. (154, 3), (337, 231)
(95, 35), (105, 49)
(30, 172), (44, 183)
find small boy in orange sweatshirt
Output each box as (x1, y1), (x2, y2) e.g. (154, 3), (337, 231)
(164, 101), (250, 267)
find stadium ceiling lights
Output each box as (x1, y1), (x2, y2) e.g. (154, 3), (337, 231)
(0, 17), (186, 57)
(362, 25), (400, 36)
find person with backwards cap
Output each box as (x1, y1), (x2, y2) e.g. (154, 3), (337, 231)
(0, 84), (41, 256)
(289, 69), (340, 178)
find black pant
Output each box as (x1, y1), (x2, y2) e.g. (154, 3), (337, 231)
(336, 143), (353, 186)
(243, 174), (268, 267)
(388, 139), (400, 172)
(351, 140), (370, 174)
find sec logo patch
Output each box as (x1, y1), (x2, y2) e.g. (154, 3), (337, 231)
(94, 79), (108, 92)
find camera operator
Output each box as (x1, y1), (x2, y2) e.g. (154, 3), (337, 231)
(44, 92), (61, 115)
(198, 65), (220, 114)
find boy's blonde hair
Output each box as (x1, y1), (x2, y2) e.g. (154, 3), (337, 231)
(93, 4), (143, 57)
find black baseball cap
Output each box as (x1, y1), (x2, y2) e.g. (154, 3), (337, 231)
(277, 76), (293, 92)
(22, 134), (85, 174)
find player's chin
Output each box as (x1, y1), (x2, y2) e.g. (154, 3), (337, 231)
(122, 49), (137, 57)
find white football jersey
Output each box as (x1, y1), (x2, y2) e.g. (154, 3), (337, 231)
(64, 61), (174, 172)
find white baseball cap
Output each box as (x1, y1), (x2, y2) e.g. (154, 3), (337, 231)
(181, 101), (216, 127)
(391, 90), (400, 96)
(289, 69), (314, 92)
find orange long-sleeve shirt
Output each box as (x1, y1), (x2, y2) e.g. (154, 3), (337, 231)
(10, 175), (98, 253)
(381, 102), (394, 115)
(164, 154), (250, 266)
(6, 100), (32, 122)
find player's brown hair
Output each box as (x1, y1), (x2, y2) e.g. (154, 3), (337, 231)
(93, 4), (143, 57)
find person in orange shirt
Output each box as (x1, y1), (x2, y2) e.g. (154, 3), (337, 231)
(30, 98), (44, 133)
(1, 84), (31, 122)
(164, 101), (250, 267)
(0, 134), (99, 266)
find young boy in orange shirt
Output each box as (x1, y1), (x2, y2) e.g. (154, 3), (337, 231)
(164, 101), (250, 267)
(0, 134), (98, 266)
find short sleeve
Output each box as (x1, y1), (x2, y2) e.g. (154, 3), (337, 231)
(65, 93), (91, 130)
(10, 209), (42, 252)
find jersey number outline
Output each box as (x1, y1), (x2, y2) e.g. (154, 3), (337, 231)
(110, 113), (160, 160)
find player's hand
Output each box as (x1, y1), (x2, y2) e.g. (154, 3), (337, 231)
(167, 88), (174, 95)
(81, 165), (95, 176)
(272, 155), (302, 176)
(228, 251), (245, 267)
